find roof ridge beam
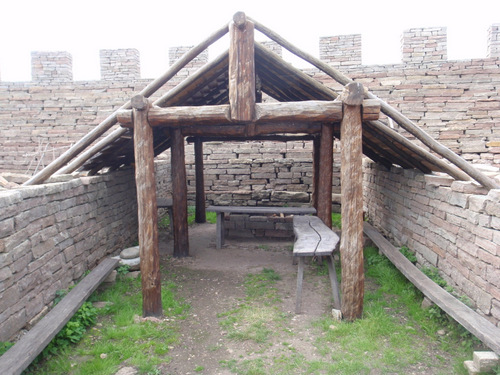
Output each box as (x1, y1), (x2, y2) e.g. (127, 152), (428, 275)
(229, 12), (256, 124)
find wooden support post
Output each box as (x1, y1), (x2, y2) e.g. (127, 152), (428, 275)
(194, 138), (206, 223)
(171, 128), (189, 257)
(229, 11), (256, 122)
(132, 95), (162, 317)
(317, 123), (333, 228)
(312, 136), (321, 211)
(340, 82), (365, 321)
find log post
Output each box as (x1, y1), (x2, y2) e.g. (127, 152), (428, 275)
(317, 124), (333, 228)
(340, 82), (365, 321)
(132, 95), (162, 317)
(171, 128), (189, 257)
(229, 11), (256, 122)
(194, 138), (206, 223)
(312, 137), (321, 211)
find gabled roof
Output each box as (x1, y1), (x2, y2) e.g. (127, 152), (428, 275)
(24, 12), (499, 190)
(80, 43), (451, 177)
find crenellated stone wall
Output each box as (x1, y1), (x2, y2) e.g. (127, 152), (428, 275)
(0, 169), (138, 341)
(1, 25), (499, 173)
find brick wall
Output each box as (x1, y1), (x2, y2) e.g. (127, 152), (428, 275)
(364, 161), (500, 326)
(0, 169), (138, 341)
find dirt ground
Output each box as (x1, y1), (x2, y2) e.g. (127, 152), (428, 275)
(117, 222), (462, 375)
(157, 222), (330, 374)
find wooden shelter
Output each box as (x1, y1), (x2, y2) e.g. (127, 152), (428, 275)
(22, 12), (499, 320)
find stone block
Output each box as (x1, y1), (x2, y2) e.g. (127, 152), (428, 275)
(473, 351), (499, 372)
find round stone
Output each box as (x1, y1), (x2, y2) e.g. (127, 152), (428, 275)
(120, 246), (140, 259)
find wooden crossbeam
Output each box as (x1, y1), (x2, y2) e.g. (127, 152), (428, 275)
(116, 100), (380, 127)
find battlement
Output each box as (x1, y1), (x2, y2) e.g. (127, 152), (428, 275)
(1, 25), (499, 84)
(488, 24), (500, 58)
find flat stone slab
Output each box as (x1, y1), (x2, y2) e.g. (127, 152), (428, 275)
(119, 257), (140, 271)
(120, 246), (140, 259)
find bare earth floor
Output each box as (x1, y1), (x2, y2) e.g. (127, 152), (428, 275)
(129, 222), (461, 375)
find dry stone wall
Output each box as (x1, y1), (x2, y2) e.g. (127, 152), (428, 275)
(0, 169), (138, 341)
(1, 25), (500, 173)
(364, 161), (500, 326)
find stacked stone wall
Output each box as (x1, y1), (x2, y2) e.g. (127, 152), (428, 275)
(364, 161), (500, 326)
(0, 169), (138, 341)
(1, 25), (500, 173)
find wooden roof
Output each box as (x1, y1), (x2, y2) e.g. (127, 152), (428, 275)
(81, 43), (442, 176)
(23, 12), (499, 189)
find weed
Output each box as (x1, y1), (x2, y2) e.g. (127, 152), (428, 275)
(257, 244), (270, 250)
(421, 266), (447, 288)
(331, 212), (342, 229)
(0, 341), (14, 356)
(24, 273), (188, 374)
(400, 245), (417, 264)
(116, 264), (130, 275)
(194, 365), (204, 372)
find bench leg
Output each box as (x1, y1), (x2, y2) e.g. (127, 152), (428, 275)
(326, 255), (341, 310)
(216, 212), (225, 249)
(295, 257), (305, 314)
(167, 207), (173, 234)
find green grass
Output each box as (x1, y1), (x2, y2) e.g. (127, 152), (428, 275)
(159, 207), (217, 230)
(218, 268), (286, 344)
(25, 273), (189, 375)
(331, 212), (342, 229)
(221, 247), (475, 375)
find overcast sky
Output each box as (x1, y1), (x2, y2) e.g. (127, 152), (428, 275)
(1, 0), (499, 81)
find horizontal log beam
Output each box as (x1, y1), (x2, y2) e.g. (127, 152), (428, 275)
(186, 134), (317, 143)
(117, 99), (379, 127)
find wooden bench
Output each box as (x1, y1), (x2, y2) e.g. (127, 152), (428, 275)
(293, 215), (341, 314)
(0, 258), (118, 375)
(363, 222), (500, 355)
(206, 205), (317, 249)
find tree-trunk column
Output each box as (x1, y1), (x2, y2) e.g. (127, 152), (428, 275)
(340, 82), (365, 321)
(132, 94), (162, 317)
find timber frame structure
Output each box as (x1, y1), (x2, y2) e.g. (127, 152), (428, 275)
(21, 12), (499, 321)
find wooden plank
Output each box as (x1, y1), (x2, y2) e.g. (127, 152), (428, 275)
(0, 258), (118, 375)
(229, 12), (256, 122)
(132, 95), (162, 317)
(215, 212), (225, 249)
(317, 123), (333, 228)
(295, 257), (305, 313)
(206, 206), (316, 215)
(194, 139), (206, 223)
(293, 216), (321, 256)
(293, 216), (339, 256)
(340, 83), (365, 321)
(326, 256), (342, 310)
(363, 222), (500, 355)
(23, 22), (229, 186)
(171, 128), (189, 257)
